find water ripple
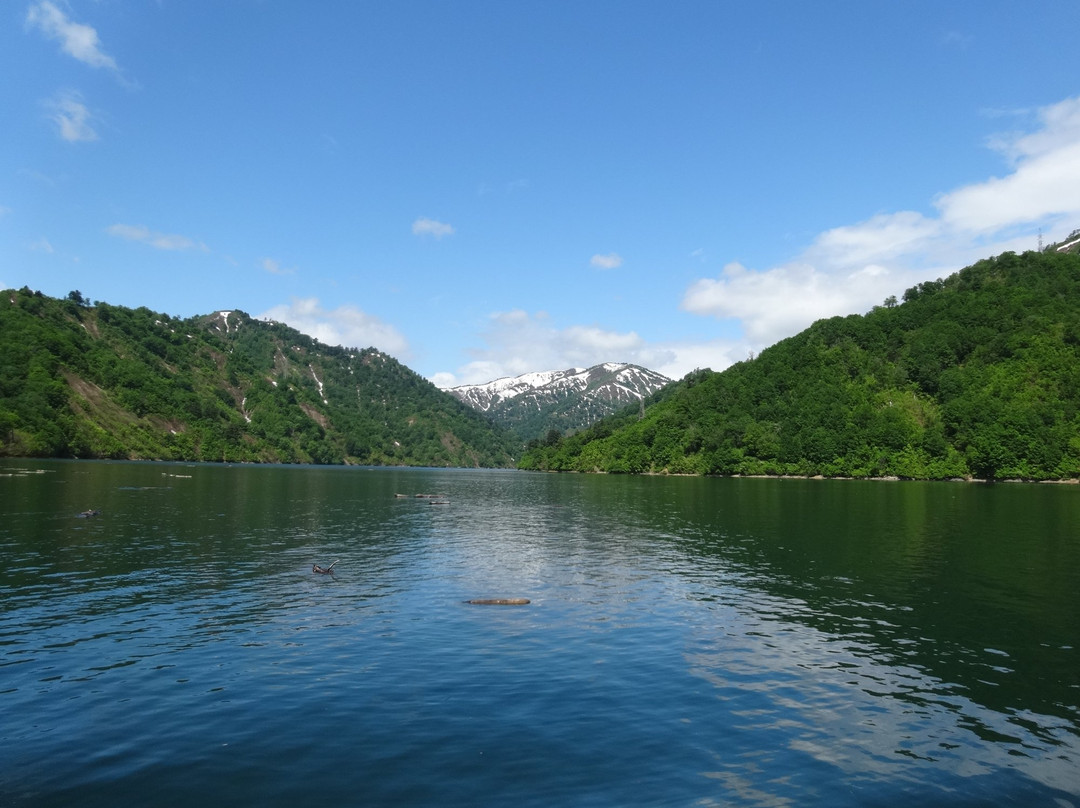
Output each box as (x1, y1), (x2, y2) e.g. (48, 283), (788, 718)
(1, 463), (1078, 807)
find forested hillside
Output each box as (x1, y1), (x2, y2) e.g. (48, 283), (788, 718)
(520, 249), (1080, 481)
(0, 289), (517, 466)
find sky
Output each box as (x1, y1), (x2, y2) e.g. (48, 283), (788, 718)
(4, 1), (1080, 388)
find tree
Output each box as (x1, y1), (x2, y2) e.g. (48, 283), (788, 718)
(518, 249), (1080, 481)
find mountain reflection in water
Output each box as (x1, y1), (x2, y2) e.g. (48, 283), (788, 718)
(1, 461), (1077, 807)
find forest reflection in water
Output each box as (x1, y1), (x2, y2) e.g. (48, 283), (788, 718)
(1, 461), (1077, 807)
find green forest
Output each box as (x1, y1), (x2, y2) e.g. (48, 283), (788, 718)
(520, 249), (1080, 481)
(7, 247), (1080, 478)
(0, 290), (517, 467)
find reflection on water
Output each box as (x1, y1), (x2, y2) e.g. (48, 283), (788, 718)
(1, 461), (1078, 807)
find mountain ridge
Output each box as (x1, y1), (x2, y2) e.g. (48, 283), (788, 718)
(445, 363), (672, 439)
(520, 248), (1080, 481)
(1, 290), (516, 466)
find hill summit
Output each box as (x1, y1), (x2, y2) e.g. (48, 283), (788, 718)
(520, 249), (1080, 481)
(1, 290), (516, 466)
(445, 363), (672, 440)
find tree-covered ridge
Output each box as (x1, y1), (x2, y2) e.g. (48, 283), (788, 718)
(1, 290), (517, 466)
(520, 249), (1080, 481)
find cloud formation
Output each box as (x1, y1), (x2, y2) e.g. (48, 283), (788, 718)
(683, 261), (872, 344)
(261, 258), (294, 276)
(429, 310), (735, 387)
(434, 94), (1080, 388)
(26, 1), (119, 72)
(258, 298), (410, 358)
(106, 223), (208, 251)
(682, 94), (1080, 352)
(412, 217), (455, 239)
(936, 97), (1080, 233)
(590, 252), (623, 270)
(46, 91), (97, 142)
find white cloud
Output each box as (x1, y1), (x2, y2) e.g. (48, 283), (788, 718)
(457, 309), (642, 382)
(935, 96), (1080, 235)
(682, 261), (890, 344)
(986, 96), (1080, 164)
(432, 310), (731, 387)
(46, 91), (97, 142)
(429, 371), (462, 388)
(0, 206), (11, 218)
(106, 223), (208, 251)
(261, 258), (294, 275)
(26, 1), (119, 72)
(682, 94), (1080, 354)
(810, 211), (942, 267)
(29, 237), (55, 253)
(590, 252), (623, 270)
(437, 93), (1080, 387)
(412, 217), (455, 239)
(258, 297), (410, 358)
(936, 105), (1080, 234)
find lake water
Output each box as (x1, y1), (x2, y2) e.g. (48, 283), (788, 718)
(1, 460), (1078, 807)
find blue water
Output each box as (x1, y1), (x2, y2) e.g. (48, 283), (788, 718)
(1, 461), (1078, 806)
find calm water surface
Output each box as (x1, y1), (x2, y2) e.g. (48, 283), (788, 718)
(1, 460), (1078, 806)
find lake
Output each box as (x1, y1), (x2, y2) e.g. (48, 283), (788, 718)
(1, 460), (1078, 807)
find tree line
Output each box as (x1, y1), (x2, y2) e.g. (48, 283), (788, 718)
(519, 250), (1080, 481)
(0, 289), (517, 467)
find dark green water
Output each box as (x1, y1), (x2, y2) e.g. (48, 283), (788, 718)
(1, 460), (1078, 806)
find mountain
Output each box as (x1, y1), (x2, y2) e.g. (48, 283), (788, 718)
(444, 363), (672, 440)
(520, 248), (1080, 481)
(0, 289), (516, 467)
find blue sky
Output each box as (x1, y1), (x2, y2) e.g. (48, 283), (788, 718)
(4, 1), (1080, 387)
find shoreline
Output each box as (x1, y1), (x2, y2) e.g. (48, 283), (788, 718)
(4, 456), (1079, 484)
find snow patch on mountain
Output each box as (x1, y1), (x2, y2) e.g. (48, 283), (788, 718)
(446, 364), (651, 411)
(444, 363), (673, 438)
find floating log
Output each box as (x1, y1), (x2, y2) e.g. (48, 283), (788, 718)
(466, 598), (530, 606)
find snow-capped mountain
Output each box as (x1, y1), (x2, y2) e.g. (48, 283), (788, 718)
(444, 363), (672, 439)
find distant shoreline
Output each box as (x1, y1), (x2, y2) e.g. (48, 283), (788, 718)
(632, 469), (1080, 484)
(722, 473), (1080, 485)
(3, 456), (1079, 484)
